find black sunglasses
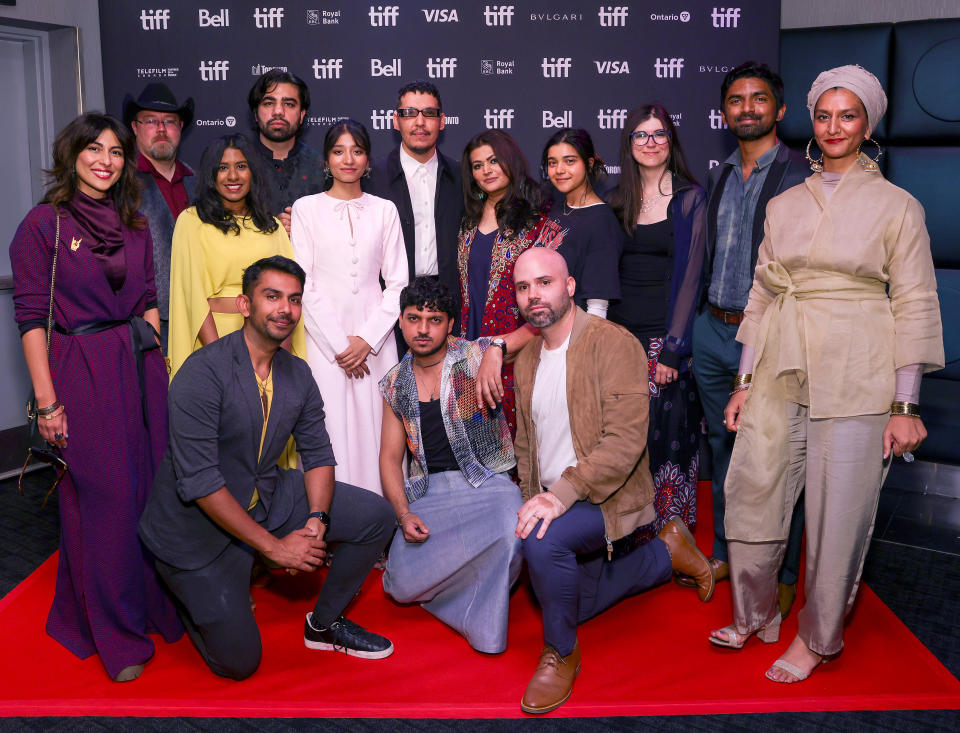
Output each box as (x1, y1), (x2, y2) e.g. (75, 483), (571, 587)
(396, 107), (442, 119)
(19, 447), (68, 508)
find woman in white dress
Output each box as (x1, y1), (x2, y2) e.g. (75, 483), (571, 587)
(291, 120), (408, 495)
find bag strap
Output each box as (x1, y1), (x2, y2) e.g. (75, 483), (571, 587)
(45, 212), (60, 354)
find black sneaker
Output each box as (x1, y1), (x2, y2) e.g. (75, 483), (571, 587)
(304, 613), (394, 659)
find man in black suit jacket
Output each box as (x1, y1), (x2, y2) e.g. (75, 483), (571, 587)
(366, 81), (464, 345)
(140, 256), (395, 680)
(687, 62), (809, 616)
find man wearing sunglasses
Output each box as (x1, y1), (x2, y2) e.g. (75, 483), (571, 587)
(366, 81), (464, 347)
(687, 61), (808, 617)
(123, 82), (196, 353)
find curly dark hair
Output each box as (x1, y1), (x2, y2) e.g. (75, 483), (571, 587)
(608, 104), (698, 236)
(193, 134), (279, 235)
(461, 129), (542, 235)
(539, 127), (607, 196)
(41, 112), (144, 229)
(720, 61), (785, 109)
(399, 277), (458, 321)
(242, 255), (305, 296)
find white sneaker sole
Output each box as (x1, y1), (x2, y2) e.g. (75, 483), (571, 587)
(303, 638), (394, 659)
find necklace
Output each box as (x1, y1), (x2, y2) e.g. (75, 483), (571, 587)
(414, 357), (443, 400)
(639, 191), (664, 213)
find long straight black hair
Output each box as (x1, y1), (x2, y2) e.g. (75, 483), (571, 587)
(194, 134), (278, 235)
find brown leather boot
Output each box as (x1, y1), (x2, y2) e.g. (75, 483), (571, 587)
(520, 642), (581, 714)
(657, 518), (715, 602)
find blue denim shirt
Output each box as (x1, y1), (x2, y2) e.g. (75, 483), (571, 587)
(708, 142), (781, 311)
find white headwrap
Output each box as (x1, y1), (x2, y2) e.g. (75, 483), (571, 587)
(806, 65), (888, 132)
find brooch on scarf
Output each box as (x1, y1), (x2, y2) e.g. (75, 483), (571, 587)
(70, 236), (82, 251)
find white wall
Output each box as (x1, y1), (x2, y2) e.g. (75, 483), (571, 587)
(782, 0), (960, 28)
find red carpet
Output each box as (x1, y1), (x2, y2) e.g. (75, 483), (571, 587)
(1, 483), (958, 718)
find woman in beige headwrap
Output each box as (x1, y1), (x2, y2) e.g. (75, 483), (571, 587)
(707, 65), (943, 683)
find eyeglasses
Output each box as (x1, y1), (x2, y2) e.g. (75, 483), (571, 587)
(18, 447), (68, 509)
(630, 129), (671, 146)
(134, 117), (181, 129)
(396, 107), (442, 119)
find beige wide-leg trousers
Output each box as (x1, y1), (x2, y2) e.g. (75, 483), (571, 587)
(728, 402), (890, 656)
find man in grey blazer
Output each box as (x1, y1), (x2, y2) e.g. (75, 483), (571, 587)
(123, 82), (197, 352)
(139, 256), (395, 680)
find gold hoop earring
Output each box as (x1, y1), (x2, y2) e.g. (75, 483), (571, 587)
(805, 138), (823, 173)
(857, 138), (882, 172)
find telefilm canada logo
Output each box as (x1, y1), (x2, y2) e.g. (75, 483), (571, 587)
(307, 9), (341, 25)
(137, 67), (179, 79)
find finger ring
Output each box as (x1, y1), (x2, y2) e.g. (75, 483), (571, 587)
(721, 419), (727, 426)
(54, 433), (63, 440)
(903, 451), (915, 463)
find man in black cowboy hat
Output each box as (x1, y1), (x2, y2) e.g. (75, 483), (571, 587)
(123, 82), (197, 352)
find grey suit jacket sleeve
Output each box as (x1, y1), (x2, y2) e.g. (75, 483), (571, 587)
(292, 367), (337, 471)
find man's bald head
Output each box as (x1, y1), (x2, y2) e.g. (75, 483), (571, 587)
(514, 246), (576, 331)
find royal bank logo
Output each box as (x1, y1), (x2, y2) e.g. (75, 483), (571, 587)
(307, 9), (341, 25)
(370, 58), (402, 77)
(484, 5), (514, 26)
(711, 7), (741, 28)
(369, 5), (399, 26)
(370, 109), (393, 130)
(199, 59), (230, 81)
(196, 116), (238, 127)
(254, 7), (284, 28)
(427, 57), (457, 78)
(597, 108), (628, 129)
(137, 66), (180, 79)
(598, 6), (628, 26)
(198, 8), (229, 27)
(650, 11), (691, 23)
(140, 9), (170, 30)
(422, 8), (459, 22)
(595, 60), (629, 74)
(251, 64), (288, 76)
(654, 57), (684, 78)
(541, 57), (572, 78)
(313, 58), (343, 79)
(543, 110), (573, 128)
(709, 109), (728, 129)
(484, 108), (515, 129)
(481, 59), (516, 76)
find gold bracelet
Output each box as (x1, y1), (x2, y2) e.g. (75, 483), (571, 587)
(890, 401), (921, 418)
(729, 384), (751, 397)
(731, 373), (752, 389)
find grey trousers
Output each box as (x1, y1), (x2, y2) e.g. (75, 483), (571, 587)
(729, 402), (890, 656)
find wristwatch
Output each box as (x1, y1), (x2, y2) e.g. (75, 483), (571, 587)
(308, 511), (331, 528)
(491, 337), (507, 357)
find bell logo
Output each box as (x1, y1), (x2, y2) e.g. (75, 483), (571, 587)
(370, 109), (393, 130)
(254, 7), (284, 28)
(594, 60), (629, 74)
(597, 108), (627, 129)
(709, 109), (728, 129)
(369, 5), (399, 26)
(198, 9), (229, 27)
(484, 5), (514, 26)
(654, 57), (684, 78)
(199, 60), (229, 81)
(313, 58), (343, 79)
(140, 9), (171, 30)
(598, 6), (628, 27)
(541, 57), (572, 78)
(426, 57), (457, 78)
(422, 9), (459, 22)
(711, 7), (741, 28)
(543, 110), (573, 128)
(370, 58), (402, 77)
(484, 108), (515, 129)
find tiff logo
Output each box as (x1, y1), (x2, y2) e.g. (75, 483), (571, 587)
(543, 110), (572, 128)
(711, 7), (741, 28)
(597, 108), (627, 129)
(484, 108), (515, 129)
(598, 6), (628, 27)
(422, 9), (459, 22)
(254, 7), (284, 27)
(313, 58), (343, 79)
(370, 109), (393, 130)
(140, 9), (171, 30)
(708, 109), (728, 129)
(199, 60), (229, 81)
(542, 57), (572, 78)
(427, 57), (457, 78)
(655, 57), (684, 78)
(484, 5), (514, 26)
(369, 5), (399, 26)
(370, 58), (402, 76)
(198, 9), (229, 26)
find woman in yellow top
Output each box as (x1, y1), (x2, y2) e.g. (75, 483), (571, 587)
(168, 134), (304, 376)
(710, 66), (943, 683)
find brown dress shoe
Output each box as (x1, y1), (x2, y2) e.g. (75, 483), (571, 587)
(674, 556), (729, 588)
(520, 642), (581, 714)
(657, 518), (715, 602)
(778, 582), (797, 619)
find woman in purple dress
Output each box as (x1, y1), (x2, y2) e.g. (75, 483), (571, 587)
(10, 113), (182, 682)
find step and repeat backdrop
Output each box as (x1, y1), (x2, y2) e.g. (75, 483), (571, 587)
(99, 1), (779, 181)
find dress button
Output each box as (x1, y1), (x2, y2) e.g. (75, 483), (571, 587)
(352, 286), (359, 294)
(350, 271), (357, 277)
(352, 257), (359, 264)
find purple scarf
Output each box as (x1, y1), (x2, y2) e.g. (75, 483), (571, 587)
(67, 191), (127, 292)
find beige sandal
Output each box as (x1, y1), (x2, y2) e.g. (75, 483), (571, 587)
(709, 613), (781, 649)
